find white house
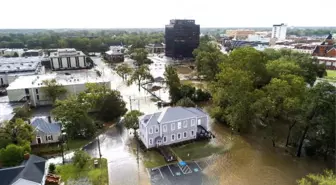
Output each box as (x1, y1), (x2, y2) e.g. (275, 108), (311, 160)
(49, 48), (90, 70)
(6, 73), (111, 107)
(271, 23), (287, 41)
(0, 57), (45, 86)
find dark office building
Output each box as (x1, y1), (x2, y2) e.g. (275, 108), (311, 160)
(165, 19), (200, 59)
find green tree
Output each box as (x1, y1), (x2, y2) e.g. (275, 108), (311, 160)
(41, 79), (67, 103)
(97, 91), (127, 122)
(194, 47), (226, 81)
(123, 110), (144, 131)
(0, 144), (26, 167)
(115, 63), (133, 81)
(13, 52), (19, 57)
(176, 97), (196, 107)
(0, 119), (34, 145)
(296, 82), (336, 157)
(52, 96), (95, 138)
(297, 170), (336, 185)
(130, 48), (152, 66)
(164, 65), (181, 103)
(127, 65), (153, 92)
(12, 106), (31, 120)
(73, 150), (91, 169)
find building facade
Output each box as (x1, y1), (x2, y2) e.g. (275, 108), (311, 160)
(104, 46), (124, 63)
(49, 48), (91, 70)
(6, 73), (110, 107)
(0, 57), (45, 87)
(272, 23), (287, 40)
(139, 107), (209, 149)
(31, 118), (61, 145)
(145, 43), (165, 53)
(165, 19), (200, 59)
(226, 29), (256, 39)
(312, 33), (336, 57)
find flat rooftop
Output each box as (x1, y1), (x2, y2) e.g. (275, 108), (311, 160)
(7, 72), (110, 90)
(0, 57), (41, 73)
(49, 48), (86, 57)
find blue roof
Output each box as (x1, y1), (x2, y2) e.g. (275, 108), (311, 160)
(31, 118), (61, 134)
(0, 155), (46, 185)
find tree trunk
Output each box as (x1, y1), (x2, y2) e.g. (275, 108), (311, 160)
(285, 121), (296, 147)
(296, 126), (309, 157)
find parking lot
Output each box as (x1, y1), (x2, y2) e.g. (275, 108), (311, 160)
(149, 157), (217, 185)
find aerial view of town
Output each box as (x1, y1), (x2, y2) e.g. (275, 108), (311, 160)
(0, 1), (335, 185)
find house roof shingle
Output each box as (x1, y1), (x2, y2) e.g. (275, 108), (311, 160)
(144, 107), (208, 124)
(31, 118), (61, 134)
(0, 155), (46, 185)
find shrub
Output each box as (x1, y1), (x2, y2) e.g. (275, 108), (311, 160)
(49, 163), (56, 173)
(73, 150), (91, 168)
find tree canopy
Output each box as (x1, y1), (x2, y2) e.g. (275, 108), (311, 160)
(0, 118), (34, 146)
(127, 65), (153, 91)
(41, 79), (67, 103)
(123, 110), (144, 130)
(297, 170), (336, 185)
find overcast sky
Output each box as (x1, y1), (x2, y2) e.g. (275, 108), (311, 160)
(1, 0), (335, 29)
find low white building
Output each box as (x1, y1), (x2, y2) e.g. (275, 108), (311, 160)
(0, 57), (45, 86)
(49, 48), (90, 70)
(6, 73), (110, 107)
(0, 48), (25, 57)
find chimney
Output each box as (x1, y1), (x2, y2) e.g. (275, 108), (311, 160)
(48, 116), (52, 123)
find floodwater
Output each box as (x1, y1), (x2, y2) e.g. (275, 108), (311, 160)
(80, 57), (329, 185)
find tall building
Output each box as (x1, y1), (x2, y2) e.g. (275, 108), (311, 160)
(271, 23), (287, 40)
(165, 19), (200, 59)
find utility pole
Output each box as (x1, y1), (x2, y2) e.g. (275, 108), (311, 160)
(97, 135), (102, 159)
(129, 96), (132, 111)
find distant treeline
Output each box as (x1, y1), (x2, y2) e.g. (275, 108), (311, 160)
(0, 30), (164, 52)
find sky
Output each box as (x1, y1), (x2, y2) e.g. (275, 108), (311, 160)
(1, 0), (335, 29)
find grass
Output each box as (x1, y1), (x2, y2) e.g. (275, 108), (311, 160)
(142, 150), (167, 168)
(326, 70), (336, 77)
(56, 158), (108, 185)
(174, 66), (193, 74)
(171, 141), (226, 161)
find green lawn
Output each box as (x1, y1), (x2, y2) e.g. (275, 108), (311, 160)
(142, 150), (167, 168)
(56, 158), (108, 185)
(181, 80), (207, 89)
(171, 141), (226, 161)
(174, 66), (193, 74)
(326, 70), (336, 78)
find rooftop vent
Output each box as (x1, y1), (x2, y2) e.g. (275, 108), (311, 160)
(16, 67), (20, 70)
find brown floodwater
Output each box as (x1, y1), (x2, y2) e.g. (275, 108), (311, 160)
(202, 122), (330, 185)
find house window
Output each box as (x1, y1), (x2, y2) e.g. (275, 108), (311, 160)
(183, 121), (187, 128)
(149, 138), (153, 145)
(155, 126), (159, 133)
(36, 95), (40, 100)
(163, 125), (167, 132)
(191, 119), (196, 126)
(183, 132), (187, 138)
(191, 131), (194, 136)
(163, 136), (167, 143)
(149, 127), (153, 134)
(177, 133), (181, 140)
(177, 122), (181, 129)
(46, 135), (53, 141)
(171, 134), (175, 141)
(171, 123), (175, 131)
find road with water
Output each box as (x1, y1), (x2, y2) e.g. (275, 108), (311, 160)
(80, 57), (327, 185)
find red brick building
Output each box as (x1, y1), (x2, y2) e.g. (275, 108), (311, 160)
(312, 33), (336, 57)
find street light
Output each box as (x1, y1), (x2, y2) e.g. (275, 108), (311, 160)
(59, 132), (67, 164)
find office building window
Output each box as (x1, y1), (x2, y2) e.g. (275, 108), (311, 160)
(67, 57), (71, 68)
(183, 121), (187, 128)
(171, 123), (175, 130)
(75, 57), (79, 67)
(191, 119), (196, 126)
(177, 122), (181, 129)
(171, 134), (175, 141)
(36, 95), (40, 100)
(35, 89), (39, 94)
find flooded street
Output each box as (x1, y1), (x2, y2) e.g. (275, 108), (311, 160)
(82, 57), (328, 185)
